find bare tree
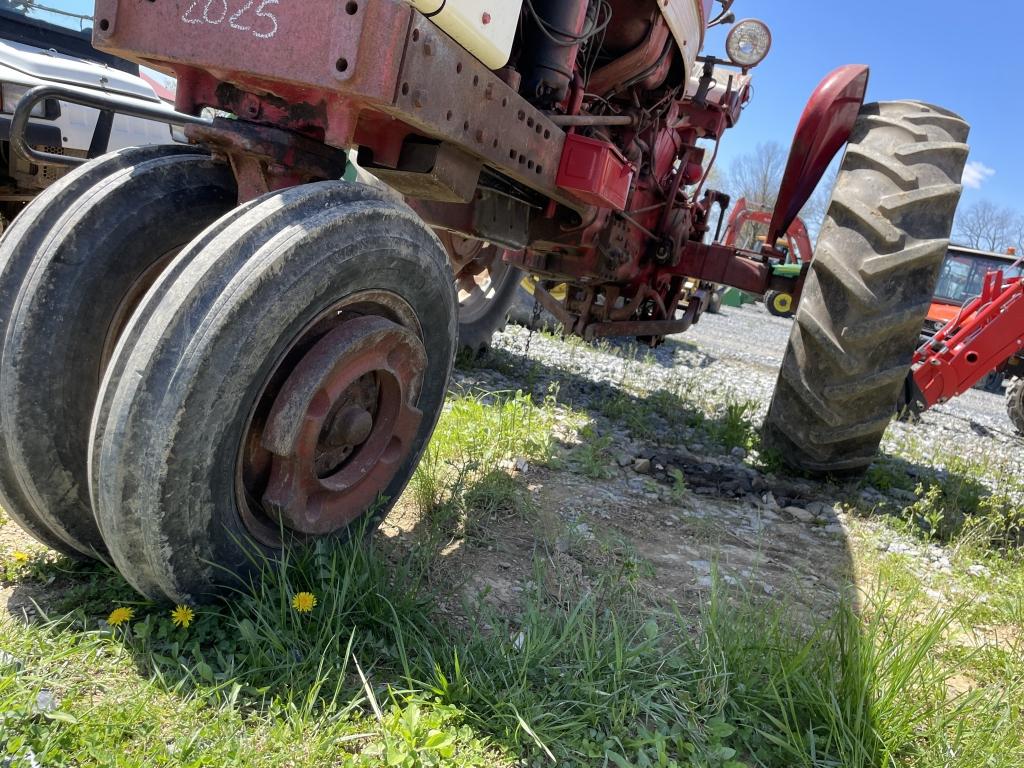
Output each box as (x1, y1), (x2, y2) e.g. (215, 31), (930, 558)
(727, 141), (786, 209)
(798, 166), (838, 243)
(953, 199), (1018, 251)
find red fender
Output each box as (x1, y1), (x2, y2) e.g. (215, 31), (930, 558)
(766, 65), (870, 248)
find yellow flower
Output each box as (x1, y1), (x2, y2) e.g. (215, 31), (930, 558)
(107, 607), (134, 626)
(291, 591), (317, 613)
(12, 551), (29, 564)
(170, 605), (195, 629)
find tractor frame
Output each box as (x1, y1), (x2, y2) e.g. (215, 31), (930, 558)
(15, 0), (866, 342)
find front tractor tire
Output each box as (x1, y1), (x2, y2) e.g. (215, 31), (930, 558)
(90, 182), (457, 602)
(0, 145), (236, 558)
(763, 101), (970, 475)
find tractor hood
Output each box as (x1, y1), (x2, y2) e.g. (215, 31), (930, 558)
(0, 39), (159, 101)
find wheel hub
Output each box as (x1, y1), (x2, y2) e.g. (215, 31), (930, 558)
(258, 315), (426, 535)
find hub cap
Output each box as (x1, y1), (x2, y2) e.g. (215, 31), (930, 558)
(241, 311), (426, 538)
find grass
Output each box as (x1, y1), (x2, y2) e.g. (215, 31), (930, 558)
(3, 536), (1021, 766)
(862, 435), (1024, 550)
(0, 381), (1022, 765)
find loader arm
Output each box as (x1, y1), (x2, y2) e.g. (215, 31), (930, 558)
(909, 270), (1024, 409)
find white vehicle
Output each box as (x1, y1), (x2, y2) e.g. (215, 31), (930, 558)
(0, 2), (177, 228)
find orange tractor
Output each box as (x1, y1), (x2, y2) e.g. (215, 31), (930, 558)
(0, 0), (969, 600)
(902, 246), (1024, 433)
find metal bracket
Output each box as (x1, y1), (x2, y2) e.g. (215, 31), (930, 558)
(10, 83), (209, 168)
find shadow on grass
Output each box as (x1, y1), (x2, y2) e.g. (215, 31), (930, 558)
(864, 449), (1024, 549)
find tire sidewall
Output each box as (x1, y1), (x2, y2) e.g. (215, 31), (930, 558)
(2, 156), (235, 554)
(111, 201), (455, 599)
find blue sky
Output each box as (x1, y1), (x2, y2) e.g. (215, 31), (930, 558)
(704, 1), (1024, 212)
(32, 1), (1024, 212)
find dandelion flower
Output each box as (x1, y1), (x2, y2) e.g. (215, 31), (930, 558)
(12, 551), (29, 564)
(170, 605), (195, 629)
(107, 607), (134, 626)
(291, 591), (317, 613)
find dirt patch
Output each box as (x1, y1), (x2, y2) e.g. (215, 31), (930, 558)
(382, 464), (856, 627)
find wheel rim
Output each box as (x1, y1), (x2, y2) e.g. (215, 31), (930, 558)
(772, 292), (794, 315)
(236, 292), (426, 542)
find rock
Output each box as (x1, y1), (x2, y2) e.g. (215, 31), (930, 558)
(783, 505), (815, 523)
(823, 523), (845, 535)
(687, 560), (712, 575)
(514, 457), (530, 474)
(886, 540), (917, 556)
(806, 501), (837, 518)
(34, 690), (58, 714)
(730, 446), (747, 459)
(0, 650), (22, 672)
(762, 491), (781, 511)
(674, 446), (695, 462)
(966, 564), (990, 578)
(633, 458), (652, 474)
(616, 453), (633, 467)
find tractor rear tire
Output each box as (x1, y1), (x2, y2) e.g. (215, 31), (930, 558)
(90, 182), (456, 601)
(0, 145), (232, 558)
(1006, 378), (1024, 435)
(762, 101), (969, 475)
(449, 238), (521, 352)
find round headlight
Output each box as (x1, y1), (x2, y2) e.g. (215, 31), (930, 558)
(726, 19), (772, 68)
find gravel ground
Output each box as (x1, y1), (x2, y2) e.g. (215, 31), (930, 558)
(482, 302), (1022, 487)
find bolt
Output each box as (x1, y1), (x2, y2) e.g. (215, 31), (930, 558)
(423, 42), (433, 56)
(412, 90), (425, 108)
(327, 406), (374, 448)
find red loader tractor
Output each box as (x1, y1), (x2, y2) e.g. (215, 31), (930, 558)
(902, 248), (1024, 434)
(720, 197), (813, 317)
(0, 0), (969, 600)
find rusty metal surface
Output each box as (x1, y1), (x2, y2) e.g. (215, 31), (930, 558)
(93, 0), (411, 104)
(260, 316), (425, 536)
(186, 117), (350, 201)
(588, 13), (671, 97)
(390, 13), (566, 195)
(368, 142), (482, 203)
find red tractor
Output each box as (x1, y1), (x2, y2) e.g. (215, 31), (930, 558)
(902, 248), (1024, 433)
(0, 0), (969, 601)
